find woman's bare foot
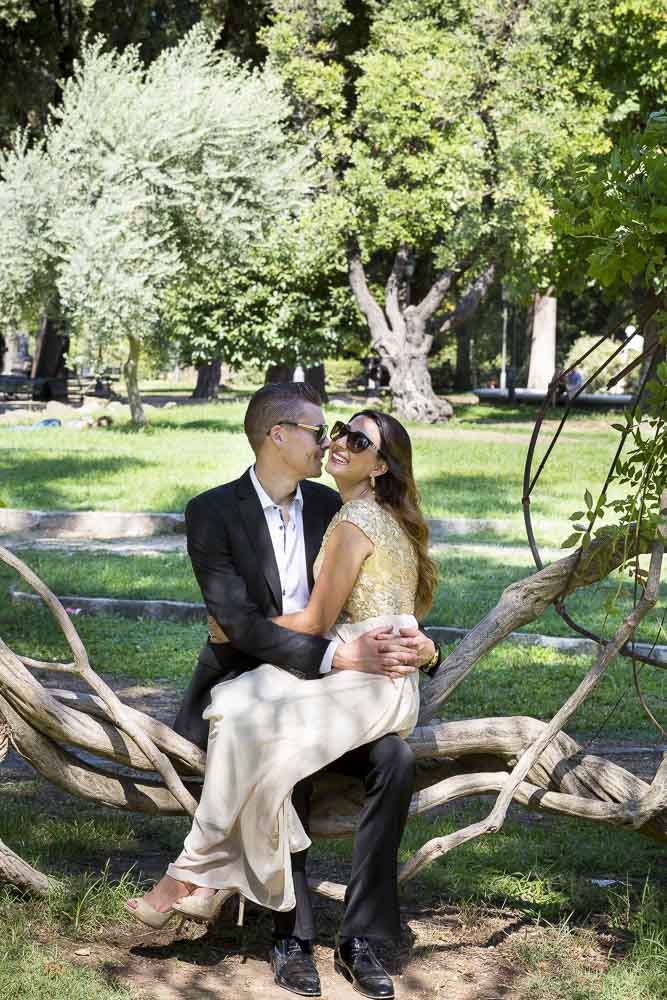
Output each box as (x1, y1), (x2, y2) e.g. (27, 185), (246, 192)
(126, 874), (193, 913)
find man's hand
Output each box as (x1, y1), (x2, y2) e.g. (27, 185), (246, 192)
(398, 627), (436, 668)
(332, 628), (419, 680)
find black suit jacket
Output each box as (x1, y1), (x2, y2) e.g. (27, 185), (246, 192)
(173, 469), (342, 748)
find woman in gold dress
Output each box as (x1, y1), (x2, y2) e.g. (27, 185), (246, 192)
(129, 410), (436, 926)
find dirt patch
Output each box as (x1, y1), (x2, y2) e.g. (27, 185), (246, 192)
(37, 901), (534, 1000)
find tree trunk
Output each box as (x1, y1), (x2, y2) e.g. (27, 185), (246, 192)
(123, 335), (146, 427)
(192, 358), (223, 399)
(265, 363), (328, 402)
(637, 291), (665, 411)
(348, 246), (456, 423)
(305, 363), (328, 403)
(31, 313), (69, 400)
(527, 292), (557, 392)
(454, 325), (472, 390)
(385, 349), (452, 422)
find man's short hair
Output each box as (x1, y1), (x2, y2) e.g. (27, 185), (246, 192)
(244, 382), (322, 454)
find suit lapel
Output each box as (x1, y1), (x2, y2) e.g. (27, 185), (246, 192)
(236, 470), (282, 612)
(302, 483), (325, 591)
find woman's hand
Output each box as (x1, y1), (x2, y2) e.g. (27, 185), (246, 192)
(332, 628), (419, 680)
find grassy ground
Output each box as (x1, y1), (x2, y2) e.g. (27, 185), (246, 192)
(0, 786), (664, 999)
(0, 397), (628, 540)
(2, 396), (665, 998)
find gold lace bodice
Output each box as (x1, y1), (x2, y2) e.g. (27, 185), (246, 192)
(313, 499), (418, 624)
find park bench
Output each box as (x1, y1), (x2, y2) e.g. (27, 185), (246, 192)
(0, 369), (120, 405)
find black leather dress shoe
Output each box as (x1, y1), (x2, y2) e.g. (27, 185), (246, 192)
(270, 937), (321, 996)
(334, 937), (395, 999)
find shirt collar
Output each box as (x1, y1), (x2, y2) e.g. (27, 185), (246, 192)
(249, 465), (303, 510)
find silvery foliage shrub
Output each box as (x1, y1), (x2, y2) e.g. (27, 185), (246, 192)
(0, 25), (309, 353)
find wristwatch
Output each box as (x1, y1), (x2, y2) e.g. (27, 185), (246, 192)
(424, 640), (442, 673)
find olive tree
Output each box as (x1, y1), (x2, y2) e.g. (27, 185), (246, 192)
(0, 26), (309, 423)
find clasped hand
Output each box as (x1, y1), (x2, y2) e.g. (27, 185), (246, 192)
(332, 626), (435, 681)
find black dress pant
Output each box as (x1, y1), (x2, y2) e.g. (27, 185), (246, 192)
(273, 733), (415, 943)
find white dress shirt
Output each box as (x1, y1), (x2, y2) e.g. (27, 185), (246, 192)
(249, 467), (337, 673)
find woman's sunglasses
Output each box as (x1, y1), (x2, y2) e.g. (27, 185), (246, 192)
(330, 420), (383, 455)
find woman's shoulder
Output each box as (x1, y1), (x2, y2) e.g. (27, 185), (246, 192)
(331, 498), (395, 542)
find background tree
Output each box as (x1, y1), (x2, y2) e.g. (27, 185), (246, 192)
(0, 27), (309, 423)
(161, 212), (364, 399)
(259, 0), (667, 420)
(260, 0), (610, 419)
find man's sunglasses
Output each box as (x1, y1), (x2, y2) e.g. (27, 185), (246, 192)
(330, 420), (383, 456)
(268, 421), (329, 445)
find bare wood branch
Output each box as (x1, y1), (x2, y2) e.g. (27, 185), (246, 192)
(347, 248), (395, 350)
(0, 545), (198, 815)
(401, 527), (665, 883)
(50, 689), (206, 774)
(414, 258), (473, 324)
(0, 640), (171, 773)
(419, 522), (654, 722)
(19, 656), (77, 674)
(0, 836), (53, 896)
(0, 693), (199, 815)
(384, 246), (409, 334)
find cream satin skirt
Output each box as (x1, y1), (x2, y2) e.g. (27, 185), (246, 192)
(167, 615), (420, 911)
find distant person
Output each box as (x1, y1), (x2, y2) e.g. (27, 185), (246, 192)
(566, 367), (584, 398)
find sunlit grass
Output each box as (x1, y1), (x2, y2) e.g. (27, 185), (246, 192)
(0, 399), (622, 539)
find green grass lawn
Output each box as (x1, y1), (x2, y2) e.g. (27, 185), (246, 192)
(0, 399), (627, 541)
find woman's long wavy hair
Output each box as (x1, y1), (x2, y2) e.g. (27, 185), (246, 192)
(353, 409), (437, 618)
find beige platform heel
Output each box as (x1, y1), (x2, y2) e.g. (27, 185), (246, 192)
(125, 897), (185, 931)
(172, 888), (245, 926)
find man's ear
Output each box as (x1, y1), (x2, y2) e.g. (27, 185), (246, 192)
(267, 424), (285, 446)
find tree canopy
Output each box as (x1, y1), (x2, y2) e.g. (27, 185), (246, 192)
(0, 26), (309, 421)
(252, 0), (667, 419)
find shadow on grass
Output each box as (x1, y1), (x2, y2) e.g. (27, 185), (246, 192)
(106, 414), (245, 434)
(0, 453), (148, 510)
(420, 469), (523, 519)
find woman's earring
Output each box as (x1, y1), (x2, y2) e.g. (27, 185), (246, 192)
(370, 474), (376, 491)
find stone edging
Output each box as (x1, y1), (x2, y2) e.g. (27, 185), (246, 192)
(0, 508), (185, 538)
(10, 588), (203, 622)
(0, 507), (516, 540)
(10, 587), (667, 662)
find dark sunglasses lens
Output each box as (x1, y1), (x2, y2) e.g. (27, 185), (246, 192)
(348, 431), (372, 452)
(330, 421), (348, 441)
(316, 425), (328, 444)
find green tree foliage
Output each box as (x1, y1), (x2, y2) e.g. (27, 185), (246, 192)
(556, 113), (667, 557)
(558, 113), (667, 298)
(261, 0), (665, 420)
(0, 2), (207, 143)
(162, 212), (364, 376)
(0, 27), (308, 423)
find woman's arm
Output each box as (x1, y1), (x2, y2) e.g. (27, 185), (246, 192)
(272, 521), (373, 635)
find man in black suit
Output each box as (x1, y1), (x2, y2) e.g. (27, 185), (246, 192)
(169, 382), (438, 999)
